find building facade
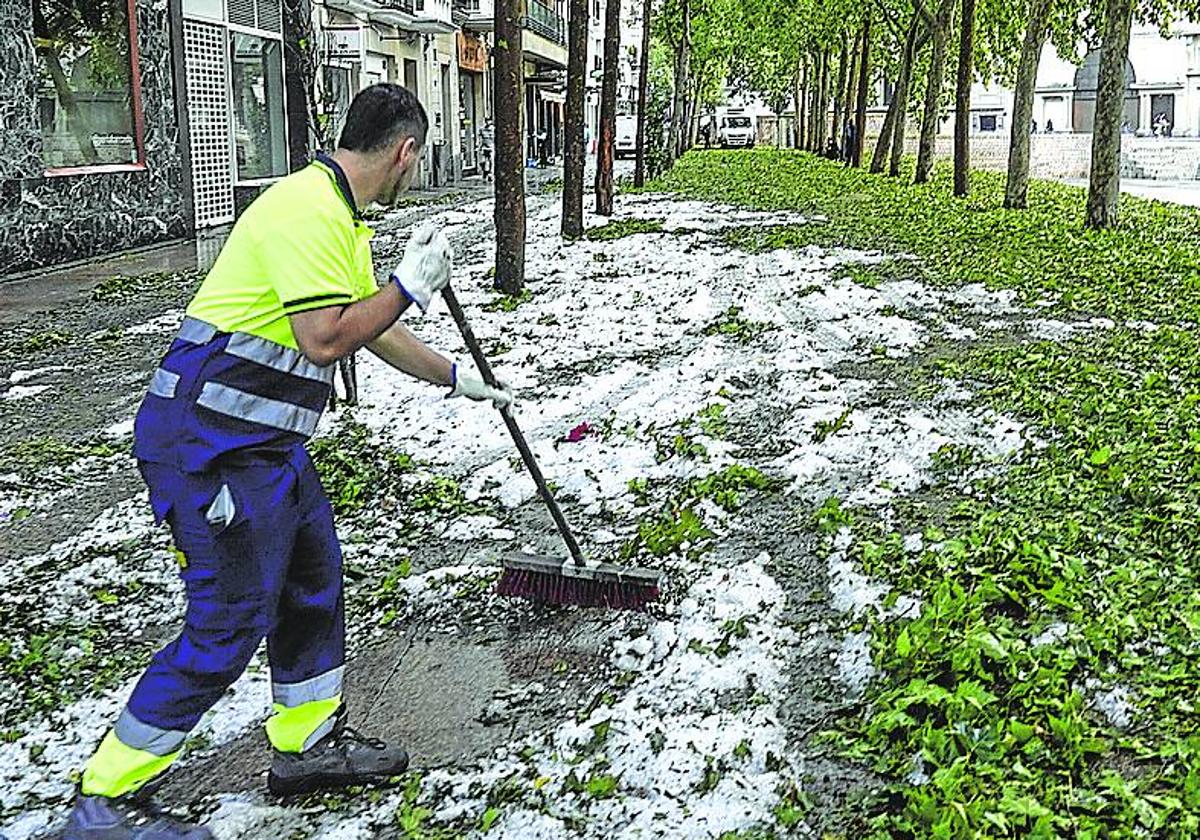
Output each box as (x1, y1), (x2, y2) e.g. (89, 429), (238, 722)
(454, 0), (568, 165)
(584, 0), (642, 147)
(1035, 22), (1200, 137)
(0, 0), (186, 275)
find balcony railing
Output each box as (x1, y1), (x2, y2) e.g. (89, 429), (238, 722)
(379, 0), (416, 13)
(524, 1), (565, 45)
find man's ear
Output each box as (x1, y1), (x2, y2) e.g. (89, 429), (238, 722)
(397, 136), (418, 167)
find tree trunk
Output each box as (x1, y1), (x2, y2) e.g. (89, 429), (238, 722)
(843, 30), (860, 161)
(816, 51), (825, 150)
(634, 0), (652, 187)
(819, 48), (832, 149)
(283, 0), (322, 166)
(888, 21), (923, 176)
(831, 36), (849, 153)
(686, 82), (701, 147)
(796, 59), (807, 150)
(809, 55), (820, 151)
(1004, 0), (1052, 207)
(853, 12), (871, 167)
(915, 0), (957, 183)
(672, 0), (691, 158)
(563, 0), (588, 236)
(596, 0), (620, 216)
(872, 19), (919, 173)
(953, 0), (975, 196)
(494, 0), (526, 294)
(1085, 0), (1134, 228)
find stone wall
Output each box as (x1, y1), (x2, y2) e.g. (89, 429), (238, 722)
(0, 0), (186, 276)
(890, 132), (1200, 181)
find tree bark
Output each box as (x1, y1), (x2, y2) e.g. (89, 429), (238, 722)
(686, 82), (700, 147)
(831, 36), (849, 152)
(843, 29), (860, 160)
(672, 0), (691, 158)
(1085, 0), (1134, 228)
(872, 18), (919, 174)
(494, 0), (526, 294)
(596, 0), (620, 215)
(953, 0), (975, 196)
(634, 0), (652, 187)
(853, 12), (871, 167)
(915, 0), (957, 183)
(563, 0), (588, 236)
(816, 51), (825, 151)
(818, 48), (832, 149)
(809, 54), (820, 150)
(892, 20), (926, 177)
(1004, 0), (1052, 207)
(796, 58), (807, 150)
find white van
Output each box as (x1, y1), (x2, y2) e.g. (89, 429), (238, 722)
(616, 116), (638, 158)
(717, 112), (755, 149)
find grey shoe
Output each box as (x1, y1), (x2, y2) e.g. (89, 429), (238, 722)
(63, 792), (212, 840)
(267, 707), (409, 797)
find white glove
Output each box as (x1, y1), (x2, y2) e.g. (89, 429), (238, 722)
(391, 223), (453, 313)
(449, 363), (514, 410)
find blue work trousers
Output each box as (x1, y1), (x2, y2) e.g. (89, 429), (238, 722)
(128, 447), (345, 737)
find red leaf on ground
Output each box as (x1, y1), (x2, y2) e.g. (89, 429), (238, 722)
(566, 422), (594, 443)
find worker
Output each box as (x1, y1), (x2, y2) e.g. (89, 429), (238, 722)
(64, 83), (512, 839)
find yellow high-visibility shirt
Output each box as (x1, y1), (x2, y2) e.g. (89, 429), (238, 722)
(186, 156), (378, 351)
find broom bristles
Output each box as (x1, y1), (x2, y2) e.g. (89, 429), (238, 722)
(497, 567), (660, 611)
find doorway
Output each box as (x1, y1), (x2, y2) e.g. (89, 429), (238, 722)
(1150, 93), (1175, 136)
(460, 70), (478, 172)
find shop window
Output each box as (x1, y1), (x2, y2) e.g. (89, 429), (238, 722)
(34, 0), (143, 171)
(230, 32), (288, 181)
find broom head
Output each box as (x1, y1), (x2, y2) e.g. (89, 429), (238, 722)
(497, 552), (662, 611)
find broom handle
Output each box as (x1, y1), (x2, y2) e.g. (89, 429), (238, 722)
(441, 285), (587, 566)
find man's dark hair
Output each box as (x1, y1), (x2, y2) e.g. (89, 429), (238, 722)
(338, 83), (429, 153)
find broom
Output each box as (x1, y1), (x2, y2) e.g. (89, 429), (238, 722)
(441, 285), (663, 611)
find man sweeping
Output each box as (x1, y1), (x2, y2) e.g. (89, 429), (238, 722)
(65, 83), (512, 839)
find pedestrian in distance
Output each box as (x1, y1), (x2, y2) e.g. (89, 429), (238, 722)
(62, 83), (513, 840)
(842, 119), (857, 165)
(478, 118), (495, 182)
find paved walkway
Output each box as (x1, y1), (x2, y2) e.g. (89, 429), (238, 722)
(1064, 177), (1200, 207)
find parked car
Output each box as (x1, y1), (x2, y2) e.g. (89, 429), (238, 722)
(616, 116), (638, 159)
(718, 113), (756, 148)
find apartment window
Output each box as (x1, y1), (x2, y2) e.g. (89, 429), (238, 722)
(593, 0), (600, 18)
(35, 0), (143, 171)
(230, 33), (287, 180)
